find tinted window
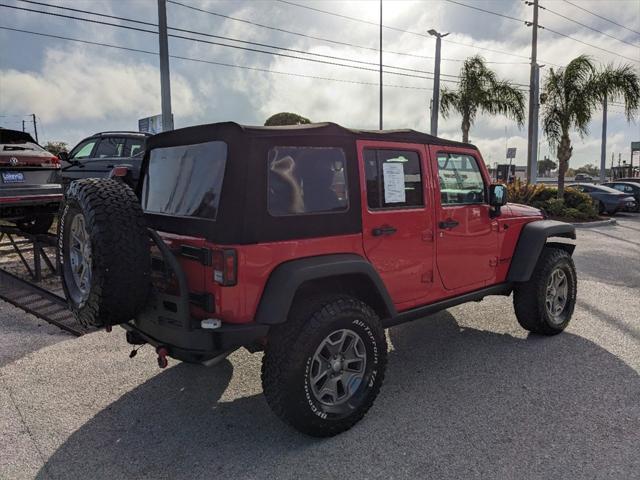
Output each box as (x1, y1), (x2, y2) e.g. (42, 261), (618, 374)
(268, 146), (348, 216)
(142, 141), (227, 220)
(437, 153), (485, 205)
(94, 137), (126, 158)
(125, 138), (145, 157)
(364, 149), (423, 209)
(70, 139), (97, 159)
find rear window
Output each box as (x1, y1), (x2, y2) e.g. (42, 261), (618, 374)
(142, 141), (227, 220)
(268, 146), (348, 216)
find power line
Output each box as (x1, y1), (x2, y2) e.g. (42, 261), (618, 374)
(443, 0), (527, 24)
(561, 0), (640, 36)
(0, 26), (433, 92)
(541, 25), (640, 64)
(167, 0), (434, 62)
(17, 0), (156, 27)
(1, 2), (529, 91)
(169, 0), (530, 65)
(540, 4), (639, 49)
(1, 3), (460, 82)
(276, 0), (536, 62)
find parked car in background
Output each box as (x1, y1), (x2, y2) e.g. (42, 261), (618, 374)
(571, 183), (637, 215)
(0, 128), (62, 234)
(59, 131), (150, 190)
(602, 181), (640, 212)
(574, 173), (593, 182)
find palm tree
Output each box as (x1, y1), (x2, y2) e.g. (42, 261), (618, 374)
(595, 64), (640, 182)
(440, 55), (525, 143)
(541, 56), (639, 197)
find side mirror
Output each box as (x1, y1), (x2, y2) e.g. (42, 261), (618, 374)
(489, 183), (508, 217)
(57, 151), (69, 161)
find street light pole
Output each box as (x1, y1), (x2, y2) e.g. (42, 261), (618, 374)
(379, 0), (383, 130)
(600, 95), (607, 183)
(526, 0), (539, 183)
(428, 29), (449, 137)
(158, 0), (174, 132)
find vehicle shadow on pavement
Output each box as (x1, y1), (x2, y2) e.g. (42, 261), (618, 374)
(37, 312), (640, 480)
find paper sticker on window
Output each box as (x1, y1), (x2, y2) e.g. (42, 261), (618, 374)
(382, 162), (406, 203)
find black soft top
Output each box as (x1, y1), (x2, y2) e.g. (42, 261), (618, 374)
(146, 121), (476, 151)
(142, 121), (477, 244)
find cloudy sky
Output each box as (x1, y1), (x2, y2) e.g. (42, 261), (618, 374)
(0, 0), (639, 168)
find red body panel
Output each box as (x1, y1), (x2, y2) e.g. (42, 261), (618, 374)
(158, 141), (543, 325)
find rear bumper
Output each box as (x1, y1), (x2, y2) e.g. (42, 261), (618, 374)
(130, 229), (268, 363)
(122, 321), (268, 363)
(0, 184), (63, 206)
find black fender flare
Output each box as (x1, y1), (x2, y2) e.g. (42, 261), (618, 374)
(507, 220), (576, 282)
(254, 254), (396, 325)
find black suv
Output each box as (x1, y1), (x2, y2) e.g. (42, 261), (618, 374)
(59, 131), (150, 189)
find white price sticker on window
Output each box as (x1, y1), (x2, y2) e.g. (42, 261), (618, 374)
(382, 162), (406, 204)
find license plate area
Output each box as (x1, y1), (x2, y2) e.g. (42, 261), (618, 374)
(1, 172), (25, 183)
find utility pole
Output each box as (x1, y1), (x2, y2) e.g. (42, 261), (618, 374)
(428, 29), (449, 137)
(379, 0), (383, 130)
(31, 113), (38, 142)
(158, 0), (174, 132)
(600, 95), (607, 183)
(526, 0), (539, 183)
(22, 120), (25, 132)
(530, 64), (540, 184)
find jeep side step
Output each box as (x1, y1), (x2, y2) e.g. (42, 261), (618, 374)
(387, 283), (513, 327)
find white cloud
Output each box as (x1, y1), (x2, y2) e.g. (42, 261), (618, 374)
(0, 47), (200, 124)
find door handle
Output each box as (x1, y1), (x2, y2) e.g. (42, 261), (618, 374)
(438, 219), (459, 230)
(372, 225), (397, 236)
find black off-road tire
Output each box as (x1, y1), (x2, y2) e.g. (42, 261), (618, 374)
(513, 247), (577, 335)
(261, 295), (387, 437)
(16, 215), (54, 235)
(59, 178), (150, 328)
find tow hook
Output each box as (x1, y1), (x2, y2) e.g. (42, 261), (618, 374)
(156, 346), (169, 369)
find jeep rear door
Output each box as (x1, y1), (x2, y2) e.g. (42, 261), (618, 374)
(429, 146), (498, 290)
(358, 141), (434, 307)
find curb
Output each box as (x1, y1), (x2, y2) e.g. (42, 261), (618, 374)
(572, 218), (617, 228)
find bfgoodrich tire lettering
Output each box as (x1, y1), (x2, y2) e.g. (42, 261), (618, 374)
(59, 178), (150, 328)
(513, 246), (577, 335)
(261, 295), (387, 437)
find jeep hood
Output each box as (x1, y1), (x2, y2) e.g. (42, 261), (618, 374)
(505, 203), (543, 217)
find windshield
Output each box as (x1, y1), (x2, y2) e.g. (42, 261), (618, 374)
(142, 141), (227, 220)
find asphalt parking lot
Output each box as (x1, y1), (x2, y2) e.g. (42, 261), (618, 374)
(1, 215), (639, 480)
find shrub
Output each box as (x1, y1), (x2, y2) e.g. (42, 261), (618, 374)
(505, 179), (598, 221)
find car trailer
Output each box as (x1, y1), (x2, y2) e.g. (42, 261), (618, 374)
(0, 224), (84, 336)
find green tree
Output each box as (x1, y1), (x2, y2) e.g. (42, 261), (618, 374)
(440, 55), (525, 143)
(541, 55), (639, 197)
(574, 164), (600, 177)
(43, 141), (68, 156)
(537, 157), (557, 176)
(264, 112), (311, 126)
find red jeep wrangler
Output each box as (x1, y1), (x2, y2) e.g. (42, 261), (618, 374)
(59, 122), (577, 437)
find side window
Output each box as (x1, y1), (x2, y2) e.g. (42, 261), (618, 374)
(125, 138), (145, 157)
(364, 149), (424, 209)
(612, 184), (625, 192)
(69, 139), (97, 159)
(268, 146), (348, 216)
(94, 137), (126, 158)
(436, 153), (486, 205)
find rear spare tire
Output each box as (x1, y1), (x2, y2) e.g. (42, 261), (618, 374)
(59, 178), (150, 328)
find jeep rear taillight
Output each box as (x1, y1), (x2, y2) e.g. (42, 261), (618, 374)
(212, 249), (237, 286)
